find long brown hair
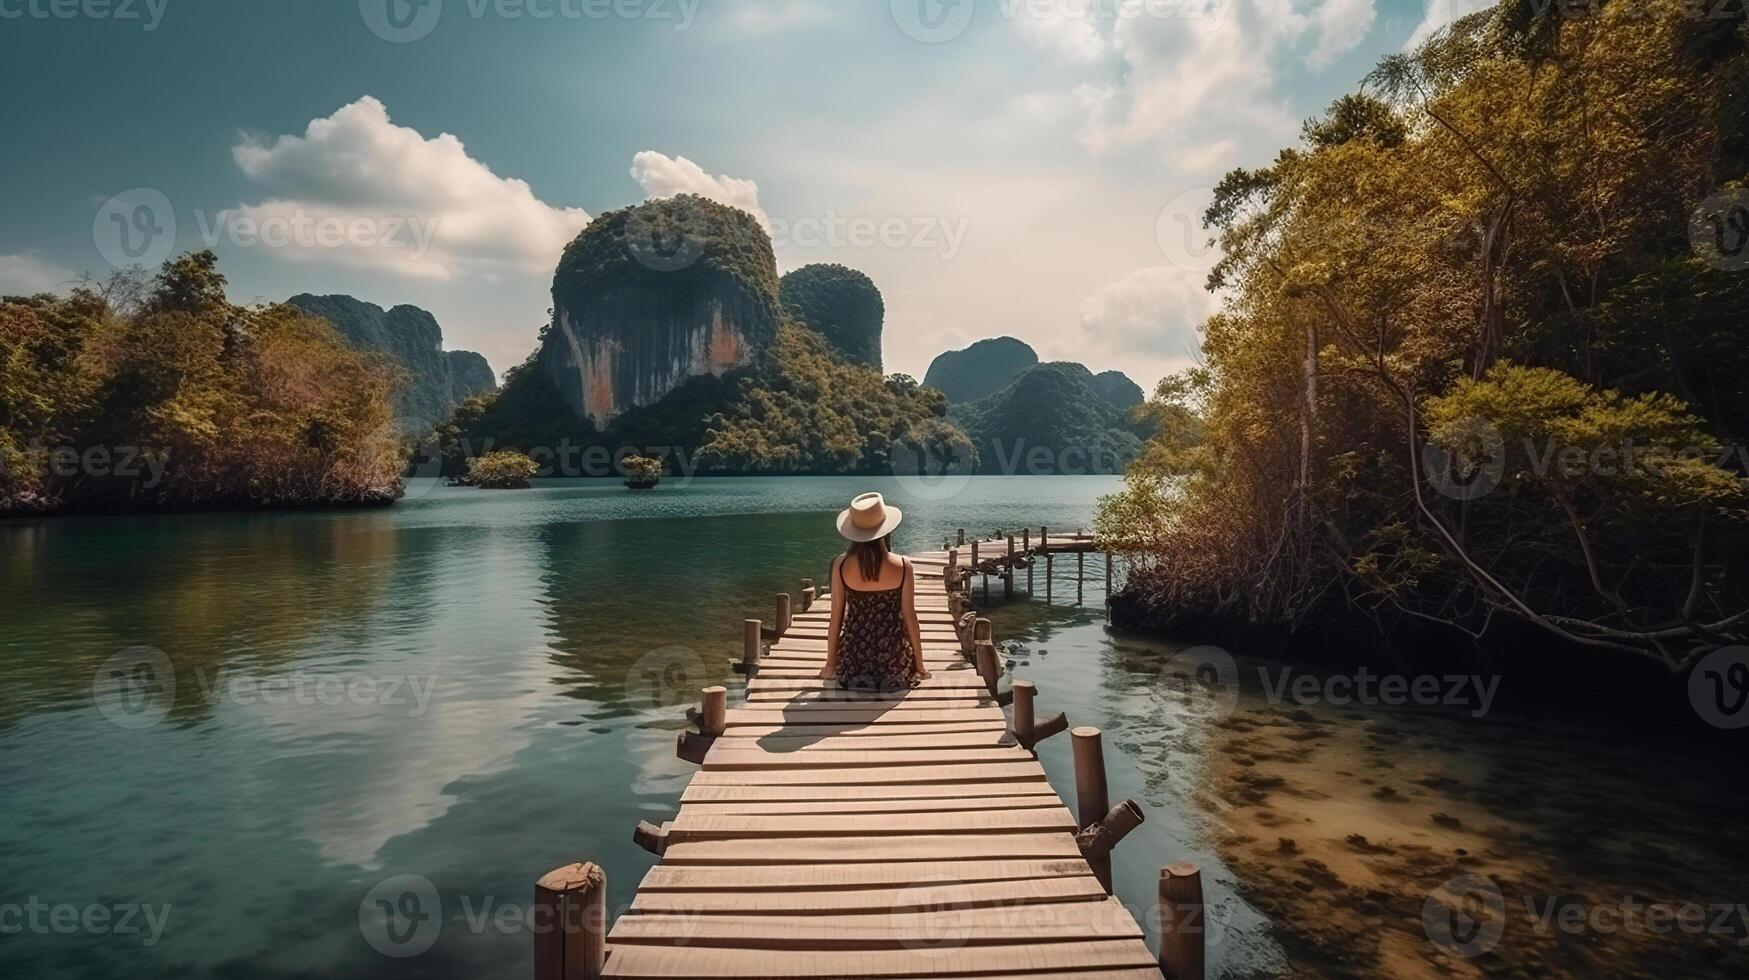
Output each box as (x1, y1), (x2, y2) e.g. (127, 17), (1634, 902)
(846, 535), (891, 584)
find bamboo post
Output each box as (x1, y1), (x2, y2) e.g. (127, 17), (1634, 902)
(1159, 863), (1206, 980)
(776, 593), (792, 636)
(1072, 727), (1110, 887)
(533, 862), (606, 980)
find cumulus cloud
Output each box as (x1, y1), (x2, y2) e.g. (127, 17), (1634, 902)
(227, 97), (589, 280)
(629, 151), (769, 230)
(1078, 266), (1217, 360)
(0, 253), (75, 295)
(1072, 0), (1376, 162)
(1404, 0), (1494, 51)
(1012, 4), (1110, 62)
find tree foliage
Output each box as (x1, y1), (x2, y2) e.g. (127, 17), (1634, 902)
(779, 263), (885, 368)
(2, 252), (404, 514)
(1102, 1), (1749, 666)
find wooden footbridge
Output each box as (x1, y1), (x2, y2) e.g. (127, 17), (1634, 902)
(532, 530), (1206, 980)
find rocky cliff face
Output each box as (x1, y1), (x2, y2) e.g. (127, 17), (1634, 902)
(539, 195), (779, 425)
(287, 293), (496, 430)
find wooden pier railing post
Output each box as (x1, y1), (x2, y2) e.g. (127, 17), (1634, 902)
(1022, 528), (1030, 552)
(1072, 727), (1113, 889)
(957, 527), (966, 547)
(676, 685), (727, 764)
(1159, 863), (1206, 980)
(1005, 535), (1016, 599)
(776, 593), (792, 636)
(1105, 552), (1114, 602)
(1008, 679), (1068, 752)
(1077, 550), (1085, 605)
(534, 862), (606, 980)
(975, 639), (999, 696)
(799, 578), (816, 612)
(733, 619), (761, 677)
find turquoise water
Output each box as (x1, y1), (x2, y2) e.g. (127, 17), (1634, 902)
(5, 476), (1745, 979)
(2, 476), (1199, 978)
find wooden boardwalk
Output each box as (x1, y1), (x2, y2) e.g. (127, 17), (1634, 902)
(534, 535), (1204, 980)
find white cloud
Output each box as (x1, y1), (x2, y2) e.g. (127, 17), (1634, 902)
(1074, 0), (1374, 163)
(720, 0), (831, 35)
(1309, 0), (1377, 68)
(1404, 0), (1494, 51)
(629, 151), (769, 230)
(228, 97), (589, 280)
(1013, 4), (1110, 62)
(0, 253), (75, 295)
(1078, 266), (1217, 361)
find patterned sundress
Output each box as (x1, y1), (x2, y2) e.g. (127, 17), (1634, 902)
(834, 558), (920, 694)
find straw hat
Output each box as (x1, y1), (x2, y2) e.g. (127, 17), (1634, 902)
(836, 491), (903, 542)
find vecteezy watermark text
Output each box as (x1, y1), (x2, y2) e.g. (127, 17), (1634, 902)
(1425, 874), (1749, 958)
(0, 898), (172, 947)
(1257, 666), (1500, 718)
(359, 0), (700, 43)
(0, 0), (168, 30)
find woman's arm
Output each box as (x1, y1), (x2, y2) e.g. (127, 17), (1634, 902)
(821, 555), (845, 680)
(902, 558), (929, 679)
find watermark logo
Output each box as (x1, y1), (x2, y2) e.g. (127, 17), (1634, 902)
(624, 198), (707, 273)
(93, 188), (175, 271)
(387, 416), (447, 502)
(1422, 415), (1506, 501)
(891, 0), (975, 42)
(1689, 646), (1749, 730)
(1156, 188), (1220, 275)
(1423, 873), (1507, 958)
(1691, 188), (1749, 273)
(0, 898), (173, 947)
(359, 874), (442, 958)
(1158, 644), (1241, 720)
(892, 878), (972, 955)
(92, 646), (175, 731)
(360, 0), (443, 42)
(624, 645), (711, 712)
(891, 432), (975, 502)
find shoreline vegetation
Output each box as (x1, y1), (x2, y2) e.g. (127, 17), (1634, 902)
(1096, 3), (1749, 684)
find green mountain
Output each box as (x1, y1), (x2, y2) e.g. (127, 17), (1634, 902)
(922, 336), (1037, 403)
(286, 294), (496, 431)
(1091, 370), (1145, 412)
(779, 263), (884, 369)
(950, 362), (1144, 475)
(444, 197), (965, 476)
(539, 194), (779, 424)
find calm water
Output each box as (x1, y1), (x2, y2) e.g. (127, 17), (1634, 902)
(2, 476), (1744, 979)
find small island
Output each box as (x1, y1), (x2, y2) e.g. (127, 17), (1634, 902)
(466, 450), (539, 490)
(621, 455), (662, 490)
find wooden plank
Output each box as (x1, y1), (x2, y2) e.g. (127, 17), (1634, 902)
(607, 898), (1141, 948)
(701, 748), (1034, 771)
(688, 761), (1047, 786)
(707, 731), (1018, 751)
(715, 720), (1011, 738)
(600, 939), (1159, 978)
(626, 876), (1109, 915)
(721, 709), (1003, 728)
(666, 807), (1076, 839)
(657, 833), (1081, 865)
(680, 782), (1059, 804)
(636, 859), (1093, 892)
(677, 795), (1065, 816)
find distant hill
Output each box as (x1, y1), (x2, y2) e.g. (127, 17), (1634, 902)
(923, 337), (1038, 403)
(1091, 370), (1145, 412)
(780, 263), (884, 369)
(287, 294), (495, 431)
(949, 362), (1145, 475)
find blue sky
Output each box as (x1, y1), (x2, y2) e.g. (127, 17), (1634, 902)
(0, 0), (1482, 388)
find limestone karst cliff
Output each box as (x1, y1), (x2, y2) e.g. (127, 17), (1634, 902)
(539, 195), (780, 424)
(778, 263), (884, 369)
(287, 293), (496, 431)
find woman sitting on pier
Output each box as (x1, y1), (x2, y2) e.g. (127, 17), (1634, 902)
(820, 492), (931, 692)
